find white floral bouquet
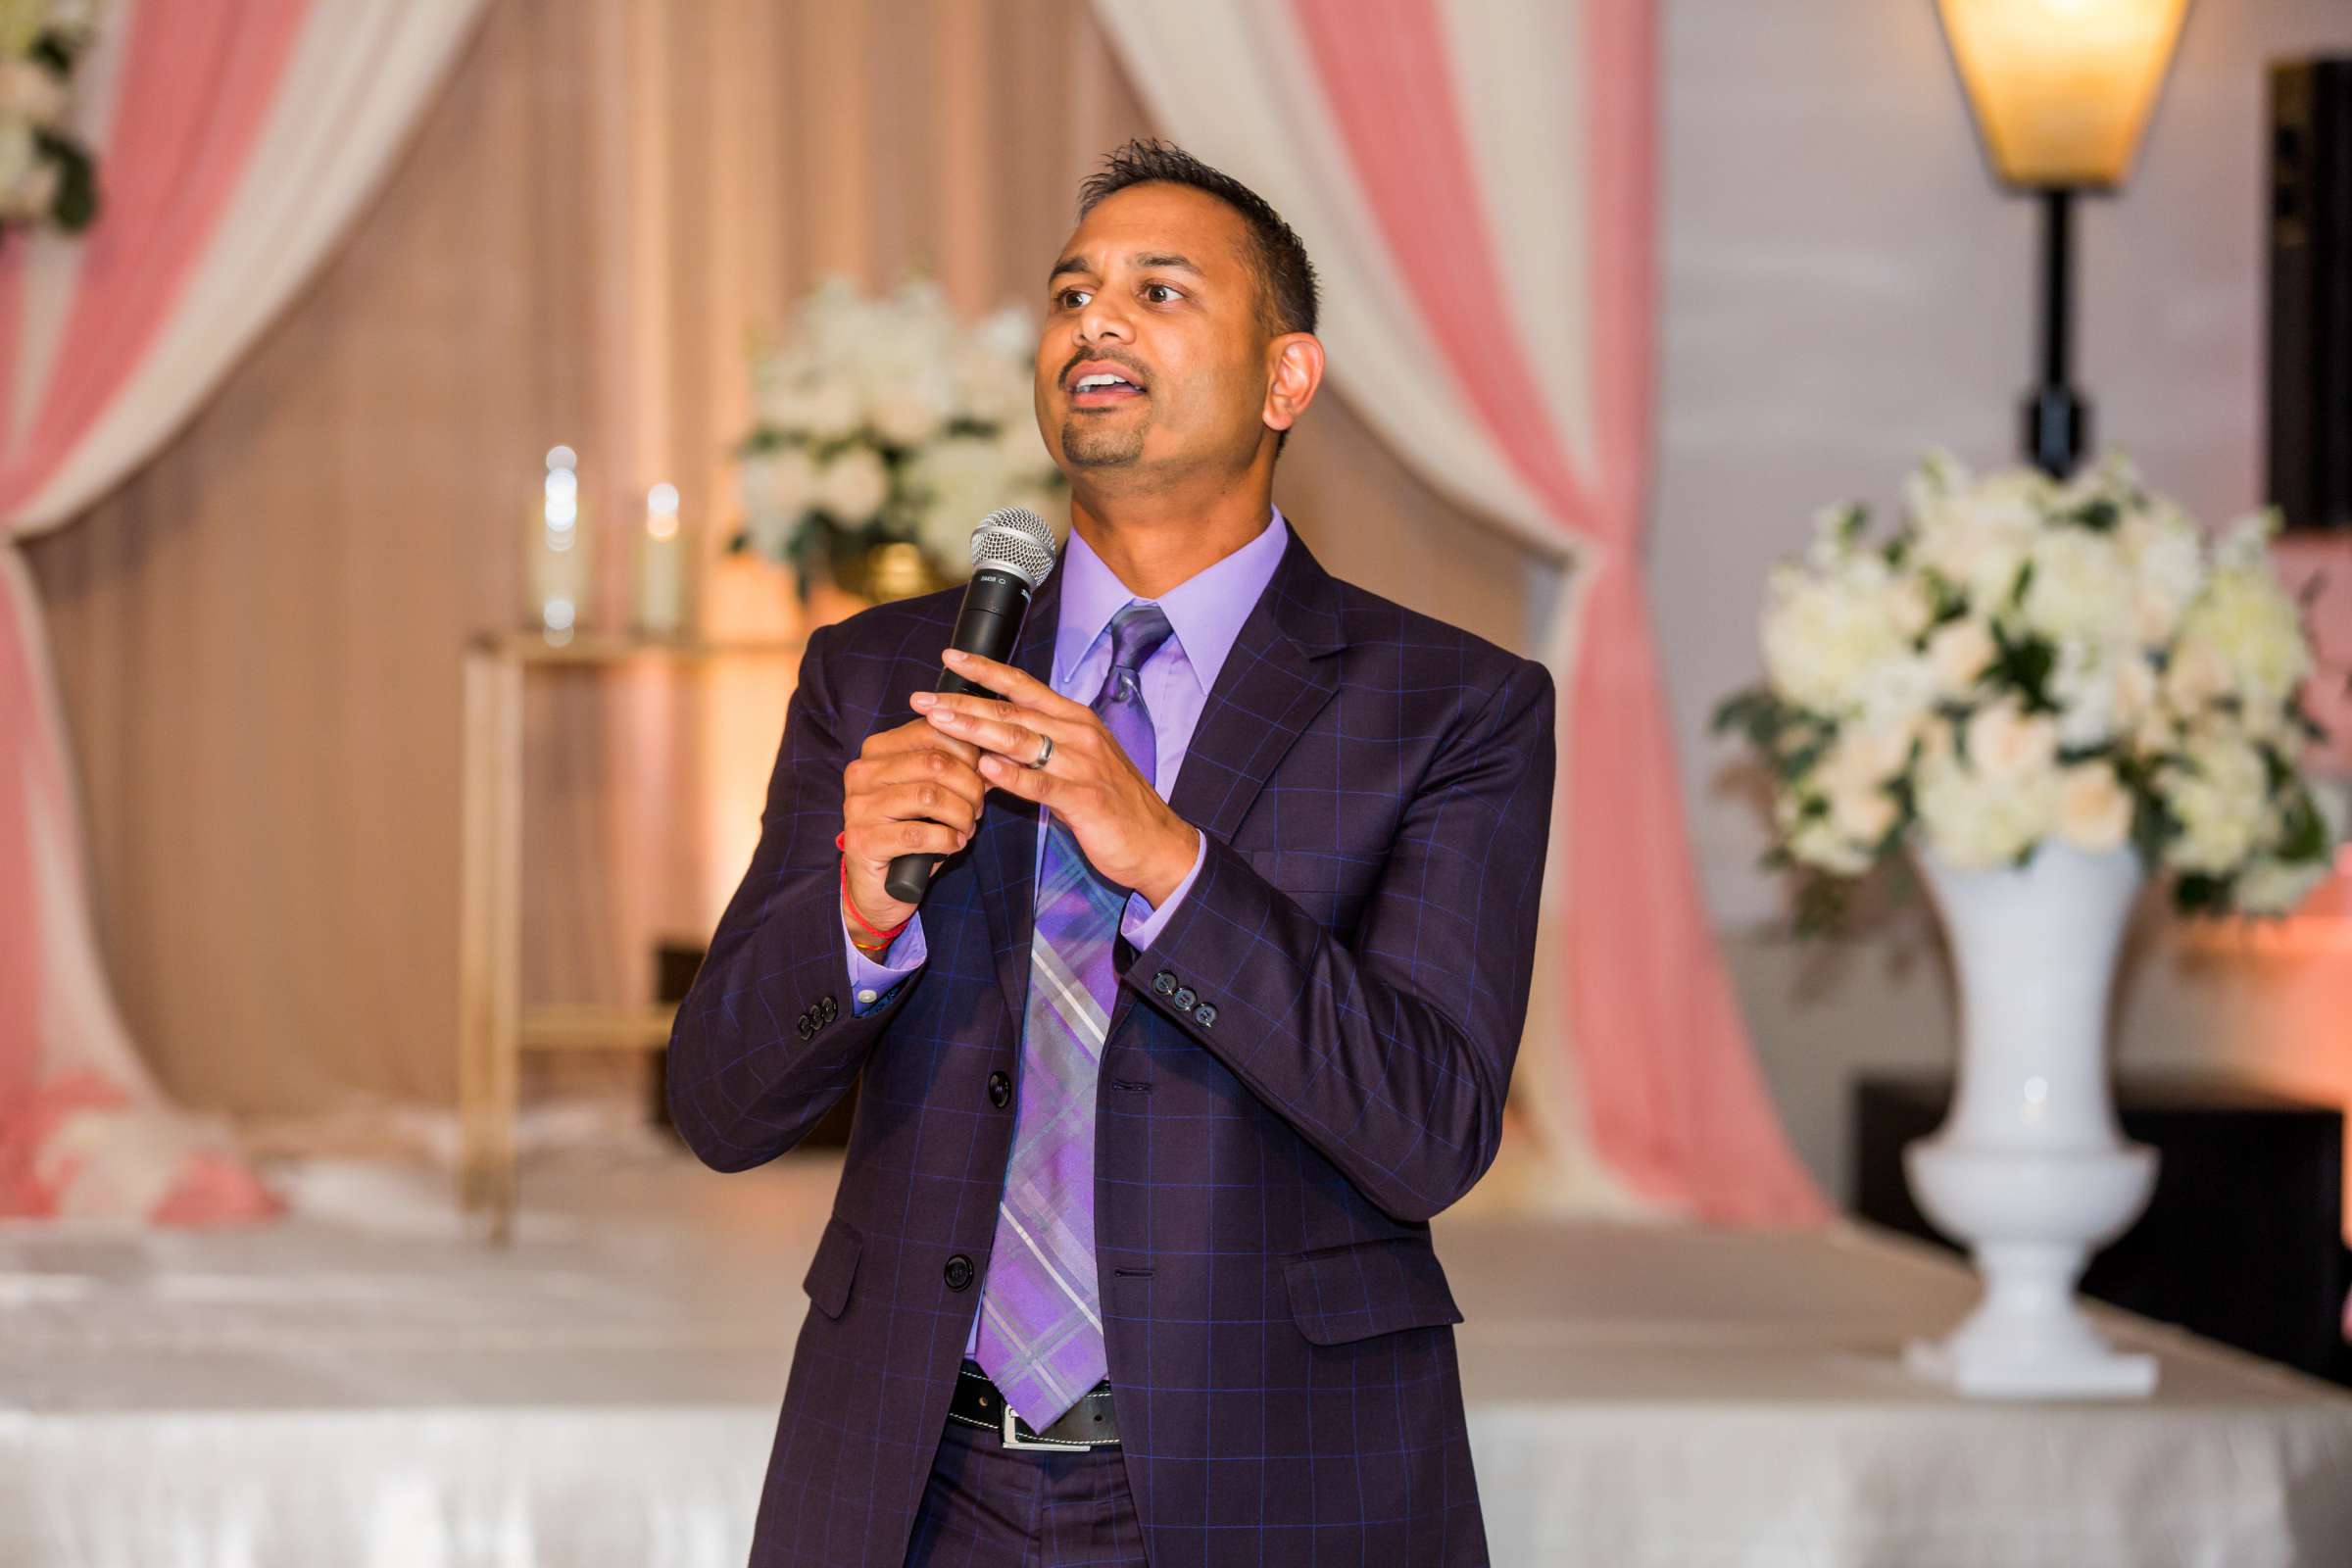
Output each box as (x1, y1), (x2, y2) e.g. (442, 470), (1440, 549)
(0, 0), (99, 236)
(730, 274), (1065, 599)
(1714, 449), (2341, 926)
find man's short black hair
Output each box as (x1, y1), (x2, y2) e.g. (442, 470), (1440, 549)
(1076, 138), (1320, 454)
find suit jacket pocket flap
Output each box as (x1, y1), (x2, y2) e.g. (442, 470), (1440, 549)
(802, 1216), (863, 1320)
(1283, 1237), (1463, 1346)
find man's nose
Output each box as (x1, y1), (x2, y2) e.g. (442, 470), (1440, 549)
(1075, 293), (1131, 345)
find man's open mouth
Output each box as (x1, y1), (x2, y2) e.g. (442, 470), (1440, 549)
(1068, 368), (1147, 407)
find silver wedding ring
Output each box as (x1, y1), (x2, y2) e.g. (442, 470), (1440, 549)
(1026, 731), (1054, 770)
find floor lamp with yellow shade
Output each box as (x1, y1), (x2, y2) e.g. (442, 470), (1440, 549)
(1936, 0), (2194, 479)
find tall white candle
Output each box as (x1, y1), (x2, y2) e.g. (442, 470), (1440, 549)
(637, 481), (685, 637)
(533, 445), (588, 645)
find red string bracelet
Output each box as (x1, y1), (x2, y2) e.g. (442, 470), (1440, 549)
(837, 834), (909, 946)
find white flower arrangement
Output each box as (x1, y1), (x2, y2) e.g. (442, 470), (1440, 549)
(730, 273), (1065, 597)
(1715, 449), (2342, 926)
(0, 0), (99, 236)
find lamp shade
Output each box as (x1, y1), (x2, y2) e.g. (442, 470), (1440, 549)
(1936, 0), (2191, 189)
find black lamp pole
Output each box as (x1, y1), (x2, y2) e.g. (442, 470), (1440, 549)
(2022, 185), (2087, 480)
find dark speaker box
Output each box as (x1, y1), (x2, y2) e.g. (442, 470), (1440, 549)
(2268, 56), (2352, 532)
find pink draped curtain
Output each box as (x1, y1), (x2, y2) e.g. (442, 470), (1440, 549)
(1284, 0), (1823, 1222)
(0, 0), (318, 1221)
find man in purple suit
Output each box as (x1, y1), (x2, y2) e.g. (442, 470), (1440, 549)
(667, 138), (1555, 1568)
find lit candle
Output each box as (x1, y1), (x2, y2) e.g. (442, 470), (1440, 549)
(637, 481), (685, 637)
(534, 445), (588, 645)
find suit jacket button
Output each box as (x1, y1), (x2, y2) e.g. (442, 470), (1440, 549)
(987, 1071), (1011, 1108)
(1172, 985), (1198, 1010)
(1194, 1004), (1217, 1028)
(1152, 969), (1178, 996)
(796, 1013), (815, 1041)
(818, 995), (837, 1022)
(944, 1253), (975, 1291)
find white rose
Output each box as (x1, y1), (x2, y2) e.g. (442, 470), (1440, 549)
(1927, 617), (1996, 696)
(2056, 762), (2134, 854)
(1775, 791), (1874, 876)
(2049, 638), (2132, 750)
(1964, 702), (2060, 785)
(1916, 746), (2059, 869)
(1827, 775), (1899, 848)
(2158, 730), (2269, 875)
(737, 446), (815, 537)
(1822, 722), (1917, 792)
(0, 119), (34, 199)
(2232, 856), (2330, 915)
(812, 446), (890, 525)
(2112, 654), (2158, 730)
(2021, 527), (2131, 646)
(1856, 653), (1936, 732)
(1811, 722), (1914, 850)
(0, 60), (64, 124)
(2119, 502), (2205, 646)
(867, 388), (947, 448)
(2171, 563), (2311, 714)
(1759, 557), (1905, 716)
(952, 339), (1031, 424)
(1886, 573), (1936, 641)
(906, 434), (1012, 565)
(802, 378), (864, 443)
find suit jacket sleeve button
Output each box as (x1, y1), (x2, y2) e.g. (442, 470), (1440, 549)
(818, 995), (837, 1022)
(1194, 1004), (1216, 1028)
(1172, 986), (1198, 1010)
(1152, 969), (1178, 996)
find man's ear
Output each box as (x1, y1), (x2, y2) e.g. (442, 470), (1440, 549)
(1261, 332), (1325, 437)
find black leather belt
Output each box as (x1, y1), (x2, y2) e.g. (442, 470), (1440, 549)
(945, 1358), (1120, 1448)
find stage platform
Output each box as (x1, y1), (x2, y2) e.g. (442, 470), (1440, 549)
(5, 1129), (2349, 1566)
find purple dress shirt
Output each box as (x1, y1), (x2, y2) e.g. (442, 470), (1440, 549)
(841, 503), (1293, 1355)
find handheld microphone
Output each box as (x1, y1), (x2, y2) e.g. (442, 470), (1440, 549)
(882, 506), (1059, 905)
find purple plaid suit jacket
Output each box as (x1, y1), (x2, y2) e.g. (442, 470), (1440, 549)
(666, 524), (1555, 1568)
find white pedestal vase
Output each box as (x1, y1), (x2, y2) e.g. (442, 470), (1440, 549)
(1902, 840), (2160, 1398)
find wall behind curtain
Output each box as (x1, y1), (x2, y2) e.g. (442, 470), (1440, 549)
(21, 0), (1546, 1120)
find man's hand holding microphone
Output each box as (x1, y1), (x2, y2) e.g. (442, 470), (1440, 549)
(838, 718), (986, 950)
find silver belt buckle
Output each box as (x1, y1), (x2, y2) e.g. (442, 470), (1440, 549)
(1001, 1398), (1085, 1449)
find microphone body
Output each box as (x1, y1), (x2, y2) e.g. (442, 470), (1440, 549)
(881, 565), (1039, 904)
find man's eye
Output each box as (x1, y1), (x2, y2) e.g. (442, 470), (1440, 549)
(1056, 287), (1090, 309)
(1143, 283), (1182, 304)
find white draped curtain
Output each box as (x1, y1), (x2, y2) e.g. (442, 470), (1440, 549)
(0, 0), (486, 1220)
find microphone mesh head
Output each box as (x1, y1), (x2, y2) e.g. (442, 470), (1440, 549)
(968, 506), (1056, 587)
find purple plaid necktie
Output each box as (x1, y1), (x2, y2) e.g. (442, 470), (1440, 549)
(973, 599), (1174, 1432)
